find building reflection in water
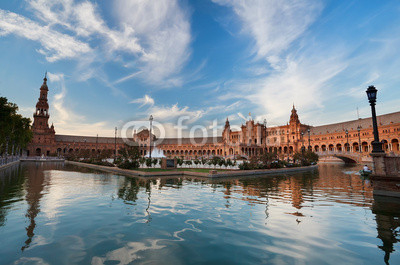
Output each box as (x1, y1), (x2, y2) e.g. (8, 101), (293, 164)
(20, 162), (62, 251)
(372, 195), (400, 265)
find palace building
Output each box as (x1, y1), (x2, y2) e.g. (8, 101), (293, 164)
(27, 76), (400, 161)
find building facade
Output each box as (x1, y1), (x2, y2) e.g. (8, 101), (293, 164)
(27, 76), (400, 160)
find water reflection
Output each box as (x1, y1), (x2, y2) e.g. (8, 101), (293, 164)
(372, 195), (400, 264)
(0, 163), (399, 264)
(0, 164), (24, 227)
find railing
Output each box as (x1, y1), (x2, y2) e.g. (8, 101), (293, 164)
(20, 156), (65, 161)
(316, 151), (360, 156)
(0, 155), (20, 167)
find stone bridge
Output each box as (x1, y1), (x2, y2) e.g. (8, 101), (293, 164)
(316, 151), (364, 164)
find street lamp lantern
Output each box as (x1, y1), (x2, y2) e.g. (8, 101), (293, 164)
(366, 85), (377, 103)
(286, 131), (290, 162)
(366, 85), (384, 153)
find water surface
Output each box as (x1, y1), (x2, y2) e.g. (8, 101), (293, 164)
(0, 162), (399, 264)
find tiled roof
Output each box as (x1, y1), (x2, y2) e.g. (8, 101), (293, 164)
(310, 111), (400, 135)
(55, 135), (126, 144)
(158, 137), (223, 145)
(55, 134), (223, 145)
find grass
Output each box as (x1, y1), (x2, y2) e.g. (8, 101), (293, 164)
(135, 168), (230, 173)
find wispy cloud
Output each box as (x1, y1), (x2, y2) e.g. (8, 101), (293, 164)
(212, 0), (323, 66)
(0, 0), (192, 87)
(47, 72), (114, 136)
(149, 103), (204, 124)
(115, 0), (192, 86)
(130, 95), (155, 108)
(0, 9), (91, 62)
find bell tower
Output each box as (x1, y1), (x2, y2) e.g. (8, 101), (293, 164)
(32, 73), (51, 132)
(28, 73), (55, 156)
(289, 104), (301, 152)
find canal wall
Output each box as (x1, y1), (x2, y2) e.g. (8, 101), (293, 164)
(0, 160), (20, 170)
(65, 161), (318, 178)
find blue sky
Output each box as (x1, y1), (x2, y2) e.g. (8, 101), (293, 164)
(0, 0), (400, 137)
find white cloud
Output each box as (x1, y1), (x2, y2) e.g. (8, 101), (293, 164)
(150, 103), (204, 124)
(114, 0), (192, 86)
(0, 9), (91, 62)
(213, 0), (323, 66)
(0, 0), (192, 86)
(47, 72), (114, 136)
(130, 95), (155, 108)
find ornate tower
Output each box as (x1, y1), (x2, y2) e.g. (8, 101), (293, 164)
(289, 104), (300, 125)
(28, 74), (55, 156)
(223, 118), (231, 144)
(289, 104), (301, 152)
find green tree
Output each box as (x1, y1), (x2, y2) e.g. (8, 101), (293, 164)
(0, 97), (32, 155)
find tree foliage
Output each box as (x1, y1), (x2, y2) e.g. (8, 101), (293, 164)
(293, 150), (319, 166)
(115, 145), (141, 169)
(0, 97), (32, 155)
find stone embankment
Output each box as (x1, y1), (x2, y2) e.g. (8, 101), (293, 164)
(66, 160), (318, 178)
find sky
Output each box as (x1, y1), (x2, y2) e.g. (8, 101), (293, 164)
(0, 0), (400, 137)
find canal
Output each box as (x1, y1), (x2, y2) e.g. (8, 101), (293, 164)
(0, 162), (399, 264)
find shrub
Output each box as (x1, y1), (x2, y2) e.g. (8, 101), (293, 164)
(118, 160), (140, 169)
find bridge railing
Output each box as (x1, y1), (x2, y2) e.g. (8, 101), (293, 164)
(20, 156), (64, 161)
(316, 151), (360, 156)
(0, 156), (20, 167)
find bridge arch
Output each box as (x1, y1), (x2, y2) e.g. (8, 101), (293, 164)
(333, 155), (358, 164)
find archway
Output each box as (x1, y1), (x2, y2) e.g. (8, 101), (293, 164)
(336, 143), (342, 152)
(391, 139), (399, 152)
(328, 144), (334, 151)
(382, 139), (388, 151)
(35, 148), (41, 156)
(314, 145), (319, 152)
(352, 142), (359, 152)
(344, 143), (350, 152)
(361, 142), (368, 153)
(321, 145), (326, 152)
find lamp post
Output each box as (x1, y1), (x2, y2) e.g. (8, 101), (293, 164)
(286, 131), (290, 162)
(264, 119), (267, 153)
(149, 115), (153, 159)
(114, 127), (117, 161)
(366, 85), (384, 153)
(345, 130), (349, 152)
(301, 132), (304, 152)
(357, 126), (362, 153)
(307, 128), (311, 151)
